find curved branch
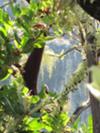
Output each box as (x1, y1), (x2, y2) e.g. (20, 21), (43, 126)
(59, 45), (81, 58)
(77, 0), (100, 21)
(69, 99), (90, 124)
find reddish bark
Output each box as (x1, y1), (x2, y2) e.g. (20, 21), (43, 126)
(23, 48), (44, 95)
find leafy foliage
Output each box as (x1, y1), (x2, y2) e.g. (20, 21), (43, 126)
(72, 115), (93, 133)
(1, 0), (99, 132)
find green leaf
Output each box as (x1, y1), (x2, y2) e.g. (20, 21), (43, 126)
(31, 96), (40, 104)
(0, 69), (12, 81)
(39, 85), (48, 98)
(22, 87), (29, 95)
(44, 125), (52, 132)
(30, 0), (39, 12)
(87, 115), (93, 133)
(72, 117), (80, 130)
(11, 4), (21, 17)
(0, 9), (9, 22)
(0, 27), (7, 37)
(34, 43), (43, 48)
(27, 118), (44, 130)
(59, 112), (69, 126)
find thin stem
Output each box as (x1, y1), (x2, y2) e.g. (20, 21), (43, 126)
(69, 99), (90, 124)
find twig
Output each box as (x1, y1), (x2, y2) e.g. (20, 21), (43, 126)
(69, 98), (90, 124)
(45, 45), (81, 59)
(59, 45), (81, 58)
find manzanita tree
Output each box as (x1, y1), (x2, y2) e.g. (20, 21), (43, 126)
(0, 0), (100, 132)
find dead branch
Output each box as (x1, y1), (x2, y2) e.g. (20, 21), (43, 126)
(59, 45), (81, 58)
(69, 98), (90, 124)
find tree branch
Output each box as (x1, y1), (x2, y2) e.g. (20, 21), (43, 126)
(59, 45), (81, 59)
(69, 99), (90, 124)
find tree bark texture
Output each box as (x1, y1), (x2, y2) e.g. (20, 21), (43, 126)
(86, 43), (100, 133)
(23, 48), (44, 95)
(25, 0), (100, 131)
(77, 0), (100, 21)
(78, 1), (100, 132)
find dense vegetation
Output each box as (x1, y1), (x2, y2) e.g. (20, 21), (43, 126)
(0, 0), (100, 132)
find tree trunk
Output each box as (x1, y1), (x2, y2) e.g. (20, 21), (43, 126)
(23, 48), (44, 95)
(76, 1), (100, 131)
(90, 93), (100, 133)
(87, 42), (100, 133)
(77, 0), (100, 21)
